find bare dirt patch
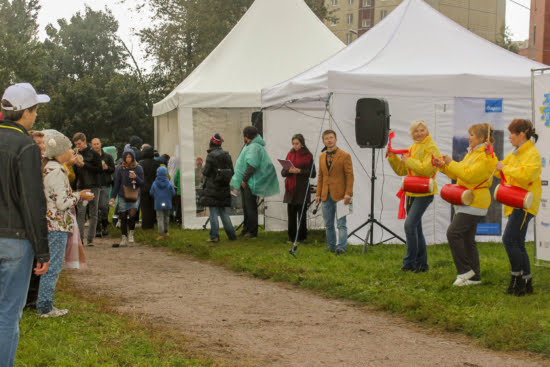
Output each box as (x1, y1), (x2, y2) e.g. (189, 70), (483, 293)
(67, 238), (549, 367)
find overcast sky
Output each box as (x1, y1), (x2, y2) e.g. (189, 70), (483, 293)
(36, 0), (533, 69)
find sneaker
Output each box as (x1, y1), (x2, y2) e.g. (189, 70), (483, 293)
(206, 238), (219, 243)
(87, 239), (94, 247)
(128, 230), (135, 243)
(238, 231), (248, 238)
(120, 235), (128, 247)
(243, 233), (257, 239)
(452, 270), (476, 286)
(335, 248), (345, 255)
(116, 221), (121, 228)
(39, 306), (69, 318)
(456, 279), (482, 286)
(156, 235), (165, 241)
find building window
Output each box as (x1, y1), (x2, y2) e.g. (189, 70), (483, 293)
(347, 13), (353, 25)
(331, 17), (337, 26)
(380, 10), (387, 19)
(346, 33), (353, 44)
(362, 18), (371, 28)
(348, 0), (354, 4)
(363, 0), (371, 7)
(331, 0), (338, 6)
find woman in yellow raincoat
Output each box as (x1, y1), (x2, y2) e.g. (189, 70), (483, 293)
(433, 123), (497, 287)
(495, 119), (541, 296)
(388, 120), (441, 273)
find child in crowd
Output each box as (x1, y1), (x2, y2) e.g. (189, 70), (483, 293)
(150, 166), (176, 240)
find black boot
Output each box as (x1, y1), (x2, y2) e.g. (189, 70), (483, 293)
(102, 219), (109, 236)
(95, 222), (103, 238)
(506, 274), (525, 296)
(525, 277), (533, 294)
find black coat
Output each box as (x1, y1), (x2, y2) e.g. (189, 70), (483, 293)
(98, 151), (115, 187)
(199, 147), (233, 207)
(74, 145), (102, 189)
(0, 120), (49, 263)
(139, 146), (160, 194)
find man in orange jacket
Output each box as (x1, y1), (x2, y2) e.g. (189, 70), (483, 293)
(315, 130), (354, 254)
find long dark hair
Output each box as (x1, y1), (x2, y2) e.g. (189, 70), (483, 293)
(290, 133), (310, 154)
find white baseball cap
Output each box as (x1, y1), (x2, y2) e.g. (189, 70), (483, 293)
(1, 83), (50, 111)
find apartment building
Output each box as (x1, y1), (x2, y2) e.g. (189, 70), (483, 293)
(526, 0), (550, 64)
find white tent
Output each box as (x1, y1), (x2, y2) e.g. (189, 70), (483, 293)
(261, 0), (546, 244)
(152, 0), (344, 228)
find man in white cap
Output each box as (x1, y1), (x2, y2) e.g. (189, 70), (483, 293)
(0, 83), (51, 367)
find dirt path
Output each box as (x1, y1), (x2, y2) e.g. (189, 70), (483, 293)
(67, 238), (549, 367)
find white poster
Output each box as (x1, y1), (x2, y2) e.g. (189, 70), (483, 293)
(533, 72), (550, 263)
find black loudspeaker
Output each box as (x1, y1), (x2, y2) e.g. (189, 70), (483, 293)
(355, 98), (390, 148)
(251, 111), (263, 137)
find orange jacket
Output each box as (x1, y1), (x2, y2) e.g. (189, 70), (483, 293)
(316, 148), (354, 202)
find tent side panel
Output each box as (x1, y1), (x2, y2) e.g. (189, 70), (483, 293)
(263, 105), (330, 232)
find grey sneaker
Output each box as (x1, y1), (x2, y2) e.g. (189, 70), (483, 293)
(128, 230), (135, 244)
(40, 306), (69, 318)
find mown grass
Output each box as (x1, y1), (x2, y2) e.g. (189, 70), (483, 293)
(16, 276), (226, 367)
(131, 225), (550, 356)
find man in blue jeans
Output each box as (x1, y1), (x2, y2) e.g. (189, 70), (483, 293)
(315, 130), (354, 255)
(0, 83), (51, 367)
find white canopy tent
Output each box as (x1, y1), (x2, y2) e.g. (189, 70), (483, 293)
(152, 0), (344, 228)
(261, 0), (545, 244)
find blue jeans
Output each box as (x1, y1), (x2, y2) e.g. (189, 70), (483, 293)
(502, 209), (534, 275)
(156, 210), (170, 235)
(322, 193), (348, 252)
(37, 231), (68, 314)
(209, 207), (236, 240)
(0, 238), (34, 367)
(403, 195), (434, 270)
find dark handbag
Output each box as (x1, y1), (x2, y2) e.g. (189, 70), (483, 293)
(123, 185), (139, 202)
(123, 170), (139, 202)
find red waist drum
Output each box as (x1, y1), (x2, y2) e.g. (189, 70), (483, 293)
(440, 184), (474, 206)
(401, 176), (433, 194)
(494, 184), (533, 209)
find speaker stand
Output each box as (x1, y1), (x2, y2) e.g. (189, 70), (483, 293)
(348, 148), (405, 253)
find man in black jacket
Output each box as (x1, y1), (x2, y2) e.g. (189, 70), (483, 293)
(91, 138), (115, 236)
(0, 83), (50, 366)
(73, 132), (102, 245)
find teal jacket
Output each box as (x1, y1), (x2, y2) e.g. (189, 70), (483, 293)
(231, 135), (280, 197)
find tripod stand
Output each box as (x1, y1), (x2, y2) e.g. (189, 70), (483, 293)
(348, 147), (405, 253)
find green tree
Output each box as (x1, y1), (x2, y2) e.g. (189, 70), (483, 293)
(495, 25), (519, 54)
(38, 8), (152, 148)
(0, 0), (45, 89)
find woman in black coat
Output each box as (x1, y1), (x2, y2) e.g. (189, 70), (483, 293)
(281, 134), (315, 243)
(199, 134), (237, 242)
(139, 145), (160, 229)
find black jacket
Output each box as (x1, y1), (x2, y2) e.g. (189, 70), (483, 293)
(98, 150), (115, 187)
(199, 147), (234, 207)
(0, 120), (49, 263)
(74, 145), (102, 189)
(139, 146), (160, 194)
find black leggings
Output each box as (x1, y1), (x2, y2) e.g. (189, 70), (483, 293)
(120, 208), (138, 236)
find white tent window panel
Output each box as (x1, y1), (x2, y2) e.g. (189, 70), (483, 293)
(157, 109), (179, 157)
(191, 108), (261, 218)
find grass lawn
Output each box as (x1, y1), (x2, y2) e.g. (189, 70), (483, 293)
(130, 226), (550, 356)
(16, 276), (223, 367)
